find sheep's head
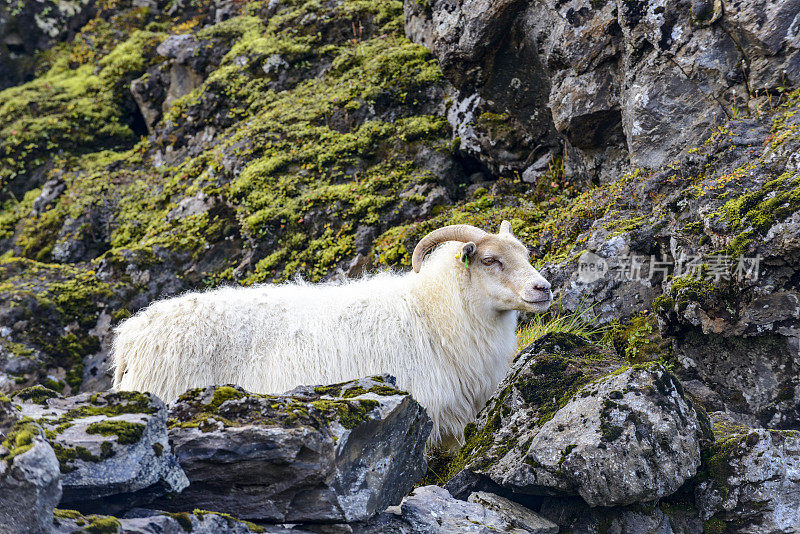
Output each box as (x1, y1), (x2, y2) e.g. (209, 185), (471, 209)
(412, 221), (552, 313)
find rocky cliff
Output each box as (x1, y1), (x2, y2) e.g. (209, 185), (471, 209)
(0, 0), (799, 532)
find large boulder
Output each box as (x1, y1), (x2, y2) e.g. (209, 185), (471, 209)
(0, 394), (62, 534)
(451, 333), (712, 507)
(161, 375), (431, 523)
(365, 485), (557, 534)
(14, 388), (188, 513)
(695, 414), (800, 533)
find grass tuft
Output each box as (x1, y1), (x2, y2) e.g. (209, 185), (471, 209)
(517, 301), (605, 350)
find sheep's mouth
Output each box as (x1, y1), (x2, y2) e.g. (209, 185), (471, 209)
(522, 297), (552, 304)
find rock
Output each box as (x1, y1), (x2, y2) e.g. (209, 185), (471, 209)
(538, 497), (703, 534)
(132, 34), (207, 131)
(454, 333), (712, 507)
(31, 178), (66, 216)
(467, 492), (558, 534)
(404, 0), (525, 87)
(446, 90), (556, 176)
(0, 406), (62, 534)
(674, 330), (800, 429)
(165, 191), (215, 221)
(547, 230), (662, 325)
(15, 390), (188, 514)
(130, 65), (170, 132)
(156, 35), (202, 64)
(695, 416), (800, 533)
(388, 485), (543, 533)
(161, 376), (431, 522)
(52, 508), (303, 534)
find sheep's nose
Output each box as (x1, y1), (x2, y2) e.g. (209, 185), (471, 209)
(533, 280), (551, 292)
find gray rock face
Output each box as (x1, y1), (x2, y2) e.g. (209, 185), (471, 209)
(0, 421), (62, 534)
(394, 485), (544, 533)
(457, 334), (711, 507)
(538, 498), (703, 534)
(467, 492), (558, 534)
(161, 376), (431, 522)
(15, 390), (188, 513)
(695, 421), (800, 533)
(405, 0), (800, 179)
(675, 330), (800, 429)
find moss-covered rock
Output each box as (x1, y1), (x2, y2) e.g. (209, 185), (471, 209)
(0, 420), (62, 534)
(694, 414), (800, 532)
(51, 508), (272, 533)
(444, 333), (712, 508)
(446, 333), (623, 480)
(163, 375), (430, 523)
(14, 389), (187, 514)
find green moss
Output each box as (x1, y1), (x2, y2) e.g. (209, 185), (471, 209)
(603, 213), (647, 235)
(368, 384), (408, 395)
(54, 391), (156, 422)
(416, 446), (455, 487)
(1, 421), (41, 464)
(714, 172), (800, 257)
(208, 386), (246, 411)
(310, 398), (379, 430)
(651, 295), (675, 315)
(604, 313), (670, 364)
(85, 420), (146, 445)
(341, 386), (368, 398)
(11, 385), (60, 405)
(84, 515), (121, 534)
(668, 274), (715, 312)
(152, 442), (164, 456)
(165, 512), (194, 531)
(0, 24), (163, 185)
(190, 509), (266, 533)
(703, 517), (726, 534)
(54, 509), (84, 520)
(313, 384), (343, 397)
(51, 442), (106, 472)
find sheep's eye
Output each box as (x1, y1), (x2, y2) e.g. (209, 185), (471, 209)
(482, 257), (499, 266)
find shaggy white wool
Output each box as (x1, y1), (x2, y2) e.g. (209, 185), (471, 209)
(112, 241), (520, 447)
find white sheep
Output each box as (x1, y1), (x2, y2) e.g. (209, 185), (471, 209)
(112, 221), (552, 447)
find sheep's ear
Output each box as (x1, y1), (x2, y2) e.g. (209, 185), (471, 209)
(499, 220), (513, 235)
(460, 242), (477, 264)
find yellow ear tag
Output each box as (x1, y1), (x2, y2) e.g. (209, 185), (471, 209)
(455, 253), (461, 261)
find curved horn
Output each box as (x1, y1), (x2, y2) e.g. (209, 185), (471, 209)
(411, 224), (488, 272)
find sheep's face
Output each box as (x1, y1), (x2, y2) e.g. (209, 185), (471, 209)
(463, 224), (552, 313)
